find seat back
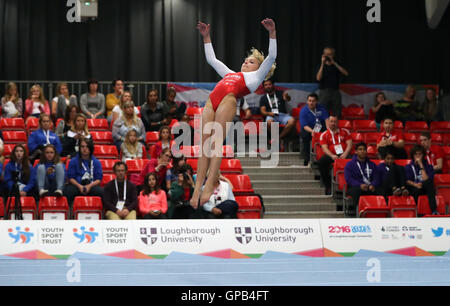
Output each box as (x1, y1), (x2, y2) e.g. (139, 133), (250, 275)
(90, 131), (113, 145)
(405, 121), (428, 133)
(2, 131), (27, 144)
(220, 159), (243, 174)
(87, 119), (109, 131)
(126, 159), (151, 174)
(223, 174), (254, 195)
(235, 196), (262, 219)
(0, 118), (25, 130)
(94, 145), (119, 159)
(352, 120), (377, 133)
(6, 197), (37, 220)
(101, 174), (116, 187)
(358, 196), (390, 218)
(417, 195), (446, 217)
(73, 196), (103, 220)
(388, 196), (417, 218)
(38, 197), (70, 220)
(99, 159), (121, 174)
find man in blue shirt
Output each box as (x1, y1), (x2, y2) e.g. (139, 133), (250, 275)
(299, 93), (329, 166)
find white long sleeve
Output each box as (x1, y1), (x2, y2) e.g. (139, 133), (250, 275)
(204, 43), (234, 78)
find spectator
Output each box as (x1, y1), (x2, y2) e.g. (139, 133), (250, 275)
(103, 161), (138, 220)
(0, 137), (4, 164)
(421, 88), (443, 124)
(259, 79), (295, 151)
(79, 79), (106, 119)
(419, 131), (444, 174)
(131, 147), (172, 192)
(371, 92), (395, 129)
(112, 100), (146, 151)
(162, 86), (186, 121)
(141, 89), (169, 132)
(318, 115), (352, 195)
(51, 82), (78, 120)
(405, 144), (438, 215)
(138, 172), (168, 219)
(165, 155), (187, 191)
(120, 129), (145, 161)
(376, 116), (407, 159)
(3, 144), (37, 198)
(344, 142), (379, 213)
(55, 105), (80, 140)
(24, 84), (51, 121)
(299, 93), (329, 166)
(1, 82), (23, 118)
(168, 164), (195, 219)
(36, 144), (65, 198)
(64, 138), (103, 207)
(106, 79), (124, 121)
(394, 85), (423, 124)
(61, 113), (91, 158)
(201, 171), (239, 219)
(28, 114), (63, 162)
(374, 150), (409, 202)
(111, 90), (139, 123)
(315, 47), (349, 118)
(151, 125), (175, 159)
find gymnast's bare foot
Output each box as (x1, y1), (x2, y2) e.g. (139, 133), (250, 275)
(190, 191), (201, 209)
(200, 185), (214, 206)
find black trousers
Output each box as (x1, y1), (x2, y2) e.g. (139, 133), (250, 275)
(407, 179), (437, 212)
(379, 164), (407, 201)
(318, 154), (334, 190)
(300, 129), (312, 164)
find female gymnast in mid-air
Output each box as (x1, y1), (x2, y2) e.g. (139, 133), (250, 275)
(191, 18), (277, 209)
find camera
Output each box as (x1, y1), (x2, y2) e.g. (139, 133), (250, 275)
(81, 179), (91, 186)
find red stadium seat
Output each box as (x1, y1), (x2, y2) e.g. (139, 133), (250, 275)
(417, 195), (447, 217)
(6, 197), (37, 220)
(431, 133), (444, 146)
(126, 159), (151, 174)
(332, 159), (351, 196)
(367, 145), (378, 159)
(223, 174), (255, 195)
(26, 117), (39, 133)
(87, 118), (109, 131)
(403, 133), (418, 145)
(352, 120), (377, 133)
(434, 174), (450, 206)
(291, 107), (301, 119)
(358, 196), (390, 218)
(444, 159), (450, 174)
(186, 158), (198, 172)
(380, 120), (404, 133)
(99, 159), (120, 174)
(220, 159), (243, 174)
(430, 122), (450, 134)
(338, 120), (352, 130)
(0, 198), (4, 219)
(38, 196), (70, 220)
(364, 133), (379, 146)
(388, 196), (417, 218)
(94, 145), (119, 159)
(101, 174), (116, 187)
(395, 160), (411, 167)
(235, 196), (262, 219)
(72, 196), (103, 220)
(2, 131), (27, 144)
(405, 121), (428, 133)
(145, 131), (160, 147)
(0, 118), (25, 130)
(342, 106), (366, 120)
(186, 107), (203, 119)
(91, 131), (113, 145)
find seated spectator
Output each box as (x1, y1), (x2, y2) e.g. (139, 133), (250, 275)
(165, 155), (187, 191)
(168, 164), (195, 219)
(112, 100), (146, 151)
(3, 144), (37, 198)
(106, 79), (124, 121)
(371, 92), (395, 129)
(103, 161), (138, 220)
(51, 82), (78, 120)
(79, 79), (106, 119)
(1, 82), (23, 118)
(419, 131), (444, 173)
(131, 148), (172, 192)
(62, 113), (91, 158)
(259, 79), (295, 152)
(421, 88), (443, 124)
(393, 85), (423, 124)
(120, 129), (145, 161)
(24, 84), (51, 121)
(201, 171), (239, 219)
(162, 86), (186, 121)
(0, 137), (4, 165)
(63, 139), (103, 207)
(141, 89), (169, 132)
(111, 90), (140, 123)
(36, 144), (65, 198)
(28, 114), (63, 162)
(376, 116), (407, 159)
(138, 172), (168, 219)
(55, 105), (80, 140)
(299, 93), (329, 166)
(318, 115), (352, 195)
(151, 125), (175, 159)
(374, 150), (409, 202)
(405, 144), (439, 215)
(344, 142), (380, 213)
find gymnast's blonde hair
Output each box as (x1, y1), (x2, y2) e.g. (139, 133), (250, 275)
(247, 47), (277, 81)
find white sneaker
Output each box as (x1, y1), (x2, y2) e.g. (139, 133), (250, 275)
(55, 190), (63, 197)
(39, 189), (49, 198)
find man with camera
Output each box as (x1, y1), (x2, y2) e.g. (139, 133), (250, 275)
(168, 164), (196, 219)
(316, 47), (349, 119)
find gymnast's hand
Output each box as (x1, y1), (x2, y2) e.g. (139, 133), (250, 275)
(197, 22), (211, 40)
(261, 18), (276, 36)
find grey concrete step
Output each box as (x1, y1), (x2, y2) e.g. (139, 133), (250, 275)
(257, 187), (325, 196)
(251, 180), (320, 189)
(242, 166), (312, 176)
(246, 173), (315, 181)
(264, 202), (337, 212)
(262, 195), (335, 205)
(263, 211), (346, 219)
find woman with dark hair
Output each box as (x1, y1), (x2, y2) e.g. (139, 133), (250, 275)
(36, 144), (65, 198)
(28, 114), (63, 162)
(405, 144), (439, 215)
(62, 113), (91, 158)
(371, 92), (395, 128)
(55, 104), (80, 139)
(79, 79), (106, 119)
(3, 144), (37, 198)
(141, 89), (169, 132)
(138, 172), (168, 219)
(421, 88), (443, 124)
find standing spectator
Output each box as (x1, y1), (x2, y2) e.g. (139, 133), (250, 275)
(51, 82), (78, 120)
(112, 100), (146, 151)
(259, 79), (295, 151)
(64, 138), (103, 207)
(106, 79), (124, 121)
(61, 113), (91, 158)
(405, 145), (438, 215)
(3, 144), (37, 198)
(376, 116), (407, 159)
(201, 172), (239, 219)
(79, 79), (106, 119)
(318, 115), (352, 195)
(111, 91), (139, 123)
(55, 105), (80, 140)
(344, 142), (380, 213)
(28, 114), (63, 162)
(394, 85), (423, 124)
(24, 84), (51, 121)
(315, 47), (349, 118)
(421, 88), (443, 124)
(299, 93), (329, 166)
(131, 148), (172, 192)
(120, 129), (145, 161)
(374, 150), (409, 202)
(141, 89), (169, 132)
(168, 164), (195, 219)
(419, 132), (444, 174)
(371, 92), (395, 129)
(103, 161), (138, 220)
(138, 172), (168, 219)
(162, 86), (186, 121)
(1, 82), (23, 118)
(36, 144), (65, 198)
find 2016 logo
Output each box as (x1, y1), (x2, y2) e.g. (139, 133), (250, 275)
(8, 226), (34, 244)
(235, 227), (252, 245)
(73, 226), (99, 244)
(140, 228), (158, 245)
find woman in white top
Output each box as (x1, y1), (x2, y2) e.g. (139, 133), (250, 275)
(62, 113), (91, 158)
(112, 100), (146, 151)
(111, 91), (139, 123)
(52, 82), (78, 120)
(1, 82), (23, 118)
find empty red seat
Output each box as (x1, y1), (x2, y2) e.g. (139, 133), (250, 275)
(101, 174), (116, 187)
(342, 106), (366, 120)
(405, 121), (428, 133)
(395, 160), (411, 167)
(0, 198), (4, 219)
(90, 131), (113, 145)
(235, 196), (262, 219)
(94, 145), (119, 159)
(366, 145), (378, 159)
(388, 196), (417, 218)
(332, 159), (351, 195)
(0, 118), (25, 130)
(186, 107), (203, 119)
(99, 159), (120, 173)
(224, 174), (255, 195)
(87, 118), (109, 131)
(417, 195), (447, 217)
(73, 196), (103, 220)
(6, 197), (37, 220)
(186, 158), (198, 172)
(434, 174), (450, 206)
(403, 133), (418, 145)
(430, 122), (450, 134)
(364, 132), (379, 146)
(126, 159), (151, 174)
(26, 117), (39, 133)
(352, 120), (377, 133)
(358, 196), (390, 218)
(38, 197), (70, 220)
(145, 131), (160, 147)
(2, 131), (27, 144)
(220, 159), (243, 174)
(431, 133), (444, 146)
(338, 120), (352, 130)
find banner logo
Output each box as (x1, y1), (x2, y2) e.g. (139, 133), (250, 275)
(73, 226), (99, 244)
(140, 227), (158, 245)
(8, 226), (34, 244)
(235, 227), (252, 244)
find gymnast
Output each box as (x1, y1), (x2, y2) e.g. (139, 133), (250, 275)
(191, 18), (277, 208)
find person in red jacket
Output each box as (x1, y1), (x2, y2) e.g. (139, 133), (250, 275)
(131, 148), (172, 192)
(376, 116), (407, 159)
(138, 172), (168, 219)
(24, 84), (50, 121)
(419, 132), (444, 174)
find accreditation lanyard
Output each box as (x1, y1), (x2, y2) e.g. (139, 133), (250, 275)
(267, 94), (279, 110)
(426, 151), (433, 166)
(310, 108), (322, 132)
(115, 179), (127, 202)
(356, 161), (371, 185)
(42, 129), (51, 144)
(330, 129), (344, 155)
(411, 165), (423, 183)
(81, 160), (94, 181)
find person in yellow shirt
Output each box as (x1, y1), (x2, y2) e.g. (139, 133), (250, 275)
(106, 79), (124, 121)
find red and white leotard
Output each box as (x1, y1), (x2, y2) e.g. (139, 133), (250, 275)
(204, 38), (277, 111)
